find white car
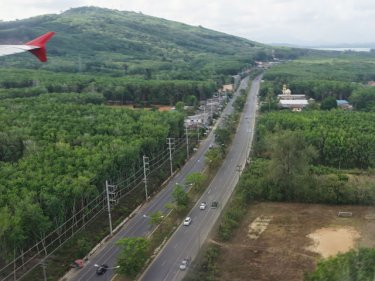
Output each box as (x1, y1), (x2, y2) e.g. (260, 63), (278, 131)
(183, 217), (192, 226)
(179, 258), (189, 270)
(199, 202), (207, 210)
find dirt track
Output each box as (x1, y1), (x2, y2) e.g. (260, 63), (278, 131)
(212, 202), (375, 281)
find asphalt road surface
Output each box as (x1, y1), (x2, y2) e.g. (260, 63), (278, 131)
(140, 75), (260, 281)
(68, 75), (250, 281)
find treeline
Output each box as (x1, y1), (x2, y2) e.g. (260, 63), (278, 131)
(260, 79), (357, 101)
(216, 128), (375, 242)
(0, 69), (216, 104)
(0, 93), (184, 259)
(265, 57), (375, 84)
(260, 80), (375, 112)
(215, 111), (375, 237)
(262, 56), (375, 110)
(305, 248), (375, 281)
(256, 111), (375, 169)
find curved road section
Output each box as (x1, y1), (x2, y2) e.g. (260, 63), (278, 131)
(68, 76), (250, 281)
(140, 75), (260, 281)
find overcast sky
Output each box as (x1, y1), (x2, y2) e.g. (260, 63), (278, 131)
(0, 0), (373, 45)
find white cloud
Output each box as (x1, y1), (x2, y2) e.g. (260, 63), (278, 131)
(0, 0), (374, 45)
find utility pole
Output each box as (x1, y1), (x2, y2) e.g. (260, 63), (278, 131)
(143, 155), (150, 200)
(105, 181), (117, 235)
(13, 247), (16, 281)
(210, 101), (213, 119)
(41, 260), (47, 281)
(185, 126), (189, 159)
(167, 138), (174, 176)
(197, 126), (200, 143)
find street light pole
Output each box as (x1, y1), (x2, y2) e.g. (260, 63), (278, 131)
(105, 180), (113, 235)
(167, 138), (174, 176)
(236, 164), (242, 181)
(143, 155), (149, 201)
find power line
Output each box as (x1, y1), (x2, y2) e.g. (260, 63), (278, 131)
(0, 133), (190, 280)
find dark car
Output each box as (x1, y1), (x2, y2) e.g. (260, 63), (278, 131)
(96, 264), (108, 275)
(211, 201), (219, 208)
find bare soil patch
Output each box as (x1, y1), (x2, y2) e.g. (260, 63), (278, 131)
(213, 202), (375, 281)
(106, 104), (174, 111)
(306, 226), (360, 258)
(156, 105), (174, 111)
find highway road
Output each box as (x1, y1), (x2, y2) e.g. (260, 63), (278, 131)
(140, 75), (260, 281)
(67, 75), (249, 281)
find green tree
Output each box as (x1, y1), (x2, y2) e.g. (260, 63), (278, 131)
(214, 128), (231, 147)
(349, 86), (375, 111)
(148, 211), (165, 234)
(175, 101), (185, 112)
(185, 172), (206, 191)
(320, 96), (337, 110)
(205, 148), (223, 170)
(184, 95), (198, 107)
(172, 184), (189, 210)
(268, 130), (317, 200)
(116, 237), (150, 278)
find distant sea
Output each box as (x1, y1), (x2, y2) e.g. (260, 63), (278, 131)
(313, 47), (372, 52)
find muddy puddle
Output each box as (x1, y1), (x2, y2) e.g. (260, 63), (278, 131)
(306, 227), (360, 258)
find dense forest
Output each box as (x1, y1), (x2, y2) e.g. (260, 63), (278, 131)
(0, 69), (216, 105)
(256, 55), (375, 213)
(0, 6), (285, 277)
(0, 92), (186, 259)
(261, 54), (375, 112)
(3, 5), (369, 280)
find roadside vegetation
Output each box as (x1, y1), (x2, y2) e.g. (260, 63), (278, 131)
(305, 248), (375, 281)
(114, 82), (251, 280)
(189, 54), (375, 281)
(0, 5), (339, 280)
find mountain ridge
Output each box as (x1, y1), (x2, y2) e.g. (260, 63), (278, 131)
(0, 6), (266, 76)
(0, 6), (311, 80)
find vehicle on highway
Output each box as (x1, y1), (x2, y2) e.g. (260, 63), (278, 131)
(199, 202), (207, 210)
(211, 201), (219, 208)
(209, 144), (213, 149)
(179, 258), (190, 270)
(183, 217), (192, 226)
(95, 264), (108, 275)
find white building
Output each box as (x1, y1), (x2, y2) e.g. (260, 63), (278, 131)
(184, 113), (209, 127)
(278, 85), (310, 111)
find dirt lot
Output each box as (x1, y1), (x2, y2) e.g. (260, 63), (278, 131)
(212, 202), (375, 281)
(107, 104), (174, 111)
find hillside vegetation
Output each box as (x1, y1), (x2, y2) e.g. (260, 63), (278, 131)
(0, 6), (266, 79)
(0, 6), (324, 280)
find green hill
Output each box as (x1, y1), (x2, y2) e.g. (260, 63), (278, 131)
(0, 6), (270, 79)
